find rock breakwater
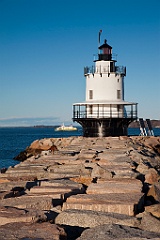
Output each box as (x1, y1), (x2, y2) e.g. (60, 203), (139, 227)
(0, 136), (160, 239)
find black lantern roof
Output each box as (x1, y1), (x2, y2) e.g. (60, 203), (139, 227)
(98, 39), (112, 50)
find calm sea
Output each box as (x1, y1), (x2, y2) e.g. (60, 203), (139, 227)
(0, 127), (160, 169)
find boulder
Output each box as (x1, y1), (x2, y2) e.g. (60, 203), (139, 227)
(30, 138), (55, 150)
(77, 224), (160, 240)
(139, 212), (160, 233)
(14, 138), (58, 161)
(145, 168), (160, 184)
(91, 164), (113, 179)
(145, 204), (160, 218)
(143, 137), (160, 154)
(70, 176), (93, 186)
(153, 144), (160, 155)
(55, 209), (140, 228)
(136, 161), (149, 174)
(147, 183), (160, 202)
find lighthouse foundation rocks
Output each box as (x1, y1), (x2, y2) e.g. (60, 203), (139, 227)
(0, 136), (160, 239)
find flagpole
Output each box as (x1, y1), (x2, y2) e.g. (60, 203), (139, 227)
(98, 30), (102, 54)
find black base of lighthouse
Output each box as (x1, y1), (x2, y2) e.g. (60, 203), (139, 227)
(74, 118), (134, 137)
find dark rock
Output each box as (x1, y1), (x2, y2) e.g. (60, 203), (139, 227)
(77, 224), (160, 239)
(14, 141), (58, 161)
(0, 168), (7, 173)
(14, 148), (42, 161)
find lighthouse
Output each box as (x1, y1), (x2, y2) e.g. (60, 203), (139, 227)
(72, 32), (138, 137)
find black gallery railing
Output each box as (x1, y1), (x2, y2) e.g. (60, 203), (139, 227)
(73, 104), (138, 119)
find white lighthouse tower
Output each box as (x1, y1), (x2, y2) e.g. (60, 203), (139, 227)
(73, 33), (138, 137)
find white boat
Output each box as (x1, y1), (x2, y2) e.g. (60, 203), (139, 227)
(55, 123), (77, 131)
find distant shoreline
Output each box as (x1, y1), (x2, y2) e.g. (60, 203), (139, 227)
(0, 120), (160, 129)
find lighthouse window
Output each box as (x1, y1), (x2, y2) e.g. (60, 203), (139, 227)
(89, 105), (93, 114)
(117, 90), (121, 99)
(117, 79), (119, 82)
(89, 90), (93, 99)
(110, 62), (114, 72)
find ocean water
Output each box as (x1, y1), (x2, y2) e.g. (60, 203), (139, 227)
(0, 127), (159, 169)
(0, 127), (82, 169)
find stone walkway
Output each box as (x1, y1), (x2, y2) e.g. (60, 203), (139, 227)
(0, 136), (160, 239)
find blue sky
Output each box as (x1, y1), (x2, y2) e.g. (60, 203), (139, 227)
(0, 0), (160, 126)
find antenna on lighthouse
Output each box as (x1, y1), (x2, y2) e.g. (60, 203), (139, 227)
(98, 30), (102, 54)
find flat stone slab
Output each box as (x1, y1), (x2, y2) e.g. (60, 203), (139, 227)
(101, 165), (134, 174)
(55, 209), (140, 228)
(0, 180), (37, 191)
(87, 179), (142, 194)
(62, 193), (144, 216)
(30, 185), (78, 193)
(0, 170), (47, 179)
(7, 165), (47, 171)
(0, 194), (57, 210)
(0, 222), (67, 240)
(29, 184), (85, 199)
(46, 172), (80, 179)
(0, 174), (38, 182)
(98, 151), (127, 158)
(39, 179), (84, 188)
(96, 159), (131, 168)
(0, 206), (47, 225)
(48, 163), (92, 176)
